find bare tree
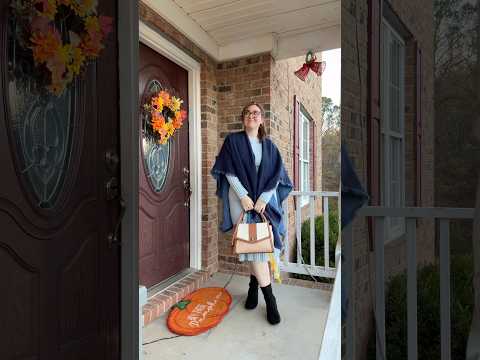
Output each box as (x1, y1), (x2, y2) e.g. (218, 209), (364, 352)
(434, 0), (476, 79)
(321, 96), (340, 135)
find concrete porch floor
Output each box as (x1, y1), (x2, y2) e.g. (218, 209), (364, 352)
(142, 272), (332, 360)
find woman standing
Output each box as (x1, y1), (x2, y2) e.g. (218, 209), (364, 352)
(211, 101), (292, 325)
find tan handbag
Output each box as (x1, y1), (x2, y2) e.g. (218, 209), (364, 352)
(232, 211), (274, 254)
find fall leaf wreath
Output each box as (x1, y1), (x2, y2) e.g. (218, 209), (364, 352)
(10, 0), (113, 96)
(142, 90), (187, 145)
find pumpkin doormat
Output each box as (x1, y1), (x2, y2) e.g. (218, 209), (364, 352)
(167, 287), (232, 336)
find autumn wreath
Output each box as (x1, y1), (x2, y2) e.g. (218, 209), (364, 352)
(10, 0), (113, 96)
(142, 89), (187, 145)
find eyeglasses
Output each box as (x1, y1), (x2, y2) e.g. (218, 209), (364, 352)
(243, 110), (261, 117)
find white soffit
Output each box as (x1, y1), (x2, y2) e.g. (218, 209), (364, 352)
(142, 0), (340, 61)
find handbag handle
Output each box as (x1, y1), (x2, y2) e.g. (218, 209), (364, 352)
(235, 210), (268, 226)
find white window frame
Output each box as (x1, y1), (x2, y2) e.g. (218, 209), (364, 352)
(299, 109), (310, 207)
(380, 18), (406, 241)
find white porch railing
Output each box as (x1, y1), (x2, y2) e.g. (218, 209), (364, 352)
(280, 191), (340, 278)
(344, 206), (475, 360)
(318, 240), (342, 360)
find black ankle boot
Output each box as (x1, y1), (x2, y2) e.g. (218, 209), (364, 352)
(245, 275), (259, 310)
(260, 284), (281, 325)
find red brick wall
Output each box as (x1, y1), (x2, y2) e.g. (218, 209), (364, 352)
(271, 55), (325, 264)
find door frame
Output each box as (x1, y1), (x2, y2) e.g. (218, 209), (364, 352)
(118, 1), (139, 360)
(118, 6), (203, 358)
(139, 21), (202, 272)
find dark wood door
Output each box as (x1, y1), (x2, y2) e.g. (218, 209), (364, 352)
(0, 1), (120, 359)
(138, 43), (190, 288)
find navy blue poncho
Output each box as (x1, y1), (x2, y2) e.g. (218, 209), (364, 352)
(211, 131), (293, 250)
(340, 144), (369, 229)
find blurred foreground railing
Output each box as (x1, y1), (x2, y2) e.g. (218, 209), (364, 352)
(344, 206), (475, 360)
(318, 240), (342, 360)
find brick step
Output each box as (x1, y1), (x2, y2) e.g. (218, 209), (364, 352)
(142, 270), (210, 326)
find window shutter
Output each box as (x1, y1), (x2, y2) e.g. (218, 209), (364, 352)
(415, 44), (422, 206)
(293, 96), (300, 191)
(368, 0), (381, 249)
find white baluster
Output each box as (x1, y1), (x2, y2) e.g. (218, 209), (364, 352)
(344, 222), (355, 360)
(296, 195), (302, 265)
(407, 218), (418, 360)
(324, 197), (330, 269)
(375, 217), (386, 360)
(283, 196), (289, 264)
(440, 219), (451, 360)
(310, 194), (316, 266)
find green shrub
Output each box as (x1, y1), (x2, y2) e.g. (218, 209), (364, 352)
(367, 255), (474, 359)
(291, 206), (339, 281)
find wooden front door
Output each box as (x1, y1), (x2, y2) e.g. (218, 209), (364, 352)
(0, 1), (120, 359)
(138, 43), (190, 288)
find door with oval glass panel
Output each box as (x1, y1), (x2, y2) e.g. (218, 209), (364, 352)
(0, 0), (120, 359)
(138, 43), (190, 288)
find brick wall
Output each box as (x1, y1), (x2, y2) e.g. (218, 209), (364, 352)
(322, 131), (341, 192)
(342, 1), (379, 354)
(342, 0), (434, 357)
(270, 55), (324, 263)
(140, 2), (220, 275)
(270, 55), (323, 189)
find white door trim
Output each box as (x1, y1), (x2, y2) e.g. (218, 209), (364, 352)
(139, 21), (202, 271)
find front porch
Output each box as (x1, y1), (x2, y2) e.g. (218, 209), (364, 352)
(142, 272), (332, 360)
(130, 1), (341, 358)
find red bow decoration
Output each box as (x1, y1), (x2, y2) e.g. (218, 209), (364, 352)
(294, 51), (326, 81)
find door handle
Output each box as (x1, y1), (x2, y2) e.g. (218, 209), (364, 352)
(105, 177), (119, 201)
(105, 150), (119, 173)
(183, 178), (192, 207)
(108, 198), (126, 247)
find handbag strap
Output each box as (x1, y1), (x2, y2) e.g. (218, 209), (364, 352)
(235, 210), (268, 226)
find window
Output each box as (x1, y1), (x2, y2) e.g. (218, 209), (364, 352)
(381, 19), (406, 240)
(293, 97), (316, 208)
(299, 109), (310, 207)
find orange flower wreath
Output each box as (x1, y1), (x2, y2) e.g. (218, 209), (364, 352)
(10, 0), (113, 95)
(143, 90), (187, 144)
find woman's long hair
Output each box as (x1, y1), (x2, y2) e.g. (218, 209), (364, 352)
(241, 101), (267, 140)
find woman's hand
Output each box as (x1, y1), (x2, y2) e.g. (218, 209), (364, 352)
(240, 195), (254, 211)
(254, 198), (267, 214)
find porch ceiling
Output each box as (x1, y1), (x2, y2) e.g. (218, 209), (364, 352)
(142, 0), (340, 61)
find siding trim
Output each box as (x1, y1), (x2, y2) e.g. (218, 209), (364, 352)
(382, 0), (413, 41)
(293, 96), (300, 192)
(368, 0), (382, 250)
(415, 43), (423, 206)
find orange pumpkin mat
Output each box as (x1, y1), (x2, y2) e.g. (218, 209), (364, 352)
(167, 287), (232, 336)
